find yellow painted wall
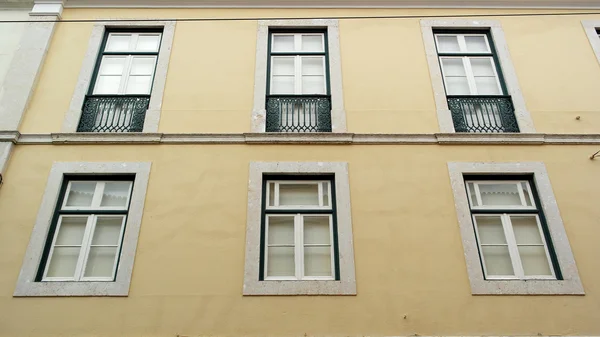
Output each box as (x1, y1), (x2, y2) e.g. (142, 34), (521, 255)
(0, 145), (599, 337)
(17, 8), (600, 134)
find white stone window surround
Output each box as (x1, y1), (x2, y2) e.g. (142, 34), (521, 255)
(252, 19), (347, 133)
(421, 19), (535, 133)
(448, 162), (584, 295)
(582, 20), (600, 66)
(14, 161), (151, 297)
(61, 20), (175, 133)
(243, 162), (356, 295)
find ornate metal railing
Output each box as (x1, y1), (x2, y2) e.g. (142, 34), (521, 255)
(447, 95), (520, 133)
(77, 95), (150, 132)
(266, 95), (332, 132)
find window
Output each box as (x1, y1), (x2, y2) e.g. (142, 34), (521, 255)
(39, 178), (133, 282)
(447, 162), (583, 295)
(433, 30), (518, 133)
(77, 29), (163, 133)
(465, 178), (558, 280)
(243, 162), (355, 295)
(265, 30), (332, 132)
(14, 162), (151, 297)
(421, 20), (535, 134)
(262, 179), (338, 280)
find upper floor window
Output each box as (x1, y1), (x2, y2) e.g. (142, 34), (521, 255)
(434, 31), (519, 133)
(266, 31), (332, 132)
(465, 178), (559, 280)
(77, 29), (163, 133)
(261, 178), (338, 281)
(39, 177), (133, 282)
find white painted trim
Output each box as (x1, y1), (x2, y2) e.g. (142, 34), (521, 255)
(3, 132), (600, 145)
(243, 161), (356, 295)
(447, 162), (584, 295)
(0, 16), (58, 131)
(61, 20), (175, 133)
(30, 1), (63, 18)
(421, 19), (535, 133)
(582, 20), (600, 68)
(14, 161), (151, 297)
(62, 0), (600, 9)
(252, 19), (346, 133)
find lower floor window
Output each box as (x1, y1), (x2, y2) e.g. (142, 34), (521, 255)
(261, 177), (339, 281)
(466, 178), (560, 280)
(39, 178), (133, 282)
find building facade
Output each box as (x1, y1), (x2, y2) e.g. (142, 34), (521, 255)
(1, 0), (600, 336)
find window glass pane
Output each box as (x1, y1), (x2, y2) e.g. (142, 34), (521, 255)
(511, 216), (543, 245)
(94, 75), (122, 94)
(65, 182), (96, 207)
(125, 75), (153, 94)
(267, 247), (295, 277)
(303, 216), (330, 245)
(470, 58), (496, 76)
(46, 247), (81, 278)
(481, 246), (514, 276)
(475, 215), (506, 244)
(105, 34), (132, 52)
(301, 57), (324, 75)
(84, 247), (118, 278)
(302, 35), (324, 52)
(474, 77), (501, 95)
(279, 184), (319, 206)
(136, 34), (161, 52)
(101, 182), (132, 207)
(521, 182), (533, 206)
(98, 57), (126, 76)
(267, 216), (295, 245)
(436, 35), (460, 52)
(518, 246), (552, 276)
(130, 57), (157, 76)
(55, 217), (88, 245)
(478, 183), (522, 206)
(322, 182), (329, 207)
(441, 58), (466, 76)
(445, 77), (470, 95)
(271, 76), (295, 94)
(304, 246), (332, 277)
(268, 182), (275, 206)
(302, 76), (326, 94)
(467, 182), (478, 206)
(272, 57), (295, 75)
(465, 35), (489, 53)
(272, 35), (295, 52)
(92, 216), (124, 245)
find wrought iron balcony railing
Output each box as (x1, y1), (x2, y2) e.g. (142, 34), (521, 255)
(266, 95), (332, 132)
(77, 95), (150, 132)
(447, 95), (520, 133)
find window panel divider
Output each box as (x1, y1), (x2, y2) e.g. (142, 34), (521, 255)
(77, 214), (98, 281)
(501, 213), (525, 278)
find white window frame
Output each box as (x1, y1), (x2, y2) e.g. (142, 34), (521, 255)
(252, 19), (346, 133)
(266, 180), (332, 210)
(62, 21), (175, 133)
(421, 19), (535, 133)
(447, 162), (584, 295)
(466, 180), (536, 210)
(264, 214), (335, 281)
(243, 162), (356, 296)
(269, 33), (328, 95)
(93, 32), (161, 96)
(438, 56), (503, 96)
(14, 162), (151, 297)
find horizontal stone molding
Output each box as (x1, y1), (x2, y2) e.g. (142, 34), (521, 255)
(2, 132), (600, 145)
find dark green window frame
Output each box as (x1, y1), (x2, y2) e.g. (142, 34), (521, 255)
(266, 28), (331, 96)
(35, 175), (135, 282)
(463, 174), (562, 280)
(258, 174), (340, 281)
